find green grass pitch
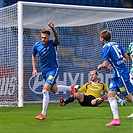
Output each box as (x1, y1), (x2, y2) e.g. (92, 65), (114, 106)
(0, 102), (133, 133)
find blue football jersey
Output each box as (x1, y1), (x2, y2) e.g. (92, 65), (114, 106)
(32, 40), (58, 73)
(102, 41), (129, 77)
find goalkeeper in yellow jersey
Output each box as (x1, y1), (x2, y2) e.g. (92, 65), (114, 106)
(60, 70), (125, 107)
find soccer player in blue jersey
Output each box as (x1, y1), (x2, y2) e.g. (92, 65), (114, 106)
(32, 19), (73, 120)
(98, 29), (133, 126)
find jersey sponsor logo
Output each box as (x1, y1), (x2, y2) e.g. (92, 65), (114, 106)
(90, 86), (99, 90)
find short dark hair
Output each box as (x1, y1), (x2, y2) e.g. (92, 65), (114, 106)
(90, 70), (98, 75)
(100, 29), (111, 41)
(41, 29), (50, 36)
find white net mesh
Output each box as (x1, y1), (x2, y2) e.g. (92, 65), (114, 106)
(0, 4), (18, 106)
(0, 2), (133, 106)
(21, 2), (133, 28)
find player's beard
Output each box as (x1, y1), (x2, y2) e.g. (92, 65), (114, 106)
(42, 41), (48, 46)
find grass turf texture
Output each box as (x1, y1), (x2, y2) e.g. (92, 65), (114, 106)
(0, 102), (133, 133)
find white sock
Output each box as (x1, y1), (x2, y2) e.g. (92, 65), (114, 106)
(108, 97), (119, 119)
(57, 85), (71, 92)
(118, 98), (122, 103)
(41, 90), (49, 116)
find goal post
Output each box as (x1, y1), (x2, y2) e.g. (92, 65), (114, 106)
(18, 2), (23, 107)
(0, 1), (133, 107)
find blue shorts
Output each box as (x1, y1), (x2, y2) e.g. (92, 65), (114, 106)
(109, 75), (133, 96)
(42, 68), (59, 85)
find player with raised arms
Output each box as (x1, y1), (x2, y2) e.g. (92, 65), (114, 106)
(32, 19), (73, 120)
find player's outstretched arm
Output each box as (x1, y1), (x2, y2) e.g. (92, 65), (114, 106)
(48, 19), (59, 44)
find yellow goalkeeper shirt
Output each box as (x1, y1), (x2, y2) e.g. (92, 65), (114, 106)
(77, 81), (108, 98)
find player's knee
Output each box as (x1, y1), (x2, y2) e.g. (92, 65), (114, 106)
(107, 91), (116, 98)
(125, 94), (133, 102)
(52, 88), (58, 93)
(51, 86), (58, 93)
(125, 97), (132, 102)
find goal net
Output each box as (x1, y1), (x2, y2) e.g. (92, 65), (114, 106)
(0, 1), (132, 107)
